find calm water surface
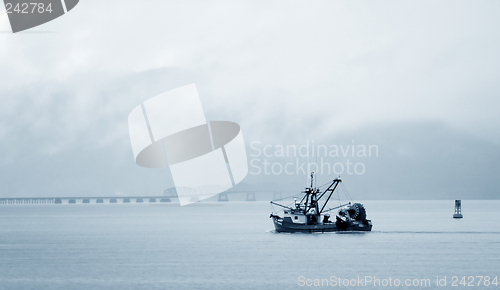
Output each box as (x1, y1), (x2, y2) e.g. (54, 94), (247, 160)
(0, 200), (499, 289)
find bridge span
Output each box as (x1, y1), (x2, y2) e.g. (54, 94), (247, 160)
(0, 182), (289, 205)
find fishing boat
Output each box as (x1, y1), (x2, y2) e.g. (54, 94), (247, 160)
(269, 173), (372, 233)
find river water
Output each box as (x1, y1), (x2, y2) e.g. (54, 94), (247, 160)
(0, 200), (498, 289)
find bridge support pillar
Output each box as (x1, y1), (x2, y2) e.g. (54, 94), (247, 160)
(218, 193), (229, 202)
(246, 192), (256, 201)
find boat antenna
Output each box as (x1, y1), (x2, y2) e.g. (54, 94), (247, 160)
(306, 151), (310, 187)
(315, 149), (318, 189)
(310, 172), (314, 188)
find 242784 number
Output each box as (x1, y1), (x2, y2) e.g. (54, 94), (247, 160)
(451, 276), (498, 287)
(5, 3), (53, 14)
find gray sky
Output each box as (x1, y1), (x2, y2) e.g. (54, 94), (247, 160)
(0, 1), (499, 199)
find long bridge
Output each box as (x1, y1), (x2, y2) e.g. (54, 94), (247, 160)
(0, 182), (288, 205)
(0, 196), (170, 205)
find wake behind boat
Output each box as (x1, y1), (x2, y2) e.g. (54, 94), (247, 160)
(269, 173), (372, 233)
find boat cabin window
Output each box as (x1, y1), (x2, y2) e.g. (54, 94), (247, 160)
(294, 216), (298, 220)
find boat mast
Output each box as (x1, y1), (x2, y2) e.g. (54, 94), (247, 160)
(305, 172), (320, 214)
